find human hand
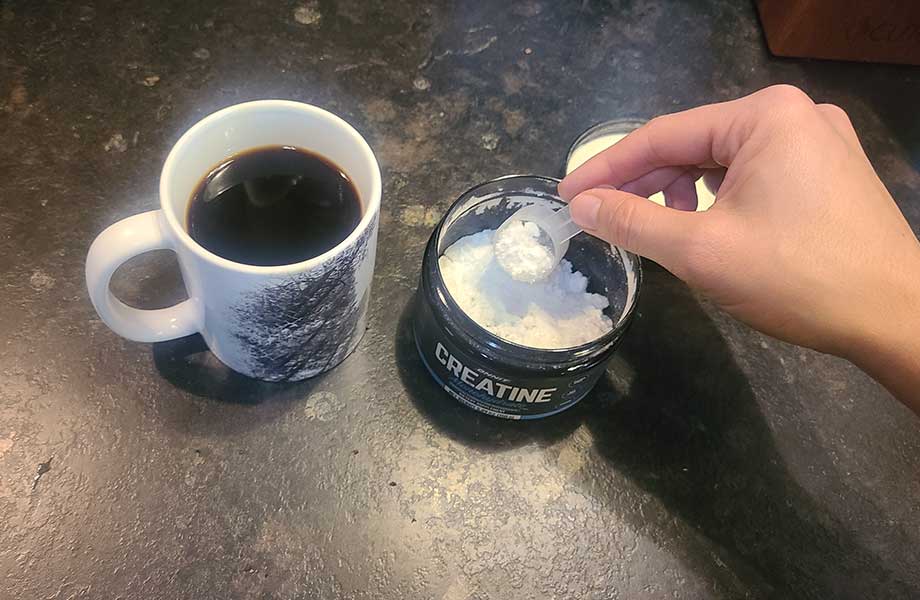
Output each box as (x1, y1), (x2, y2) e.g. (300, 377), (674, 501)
(559, 85), (920, 409)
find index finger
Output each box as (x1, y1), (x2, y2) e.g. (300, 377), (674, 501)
(558, 97), (751, 200)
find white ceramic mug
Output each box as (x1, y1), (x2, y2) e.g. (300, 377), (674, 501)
(85, 100), (382, 381)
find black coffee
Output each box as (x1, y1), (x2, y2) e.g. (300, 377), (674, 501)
(187, 146), (362, 266)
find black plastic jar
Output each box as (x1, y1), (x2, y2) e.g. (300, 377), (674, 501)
(413, 175), (642, 419)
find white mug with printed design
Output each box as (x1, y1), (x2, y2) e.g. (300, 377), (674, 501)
(86, 100), (381, 381)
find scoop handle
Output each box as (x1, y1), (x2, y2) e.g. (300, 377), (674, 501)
(545, 206), (583, 243)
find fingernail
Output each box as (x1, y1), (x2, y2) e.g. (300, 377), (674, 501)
(570, 194), (602, 229)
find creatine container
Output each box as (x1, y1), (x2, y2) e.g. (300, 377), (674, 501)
(413, 175), (642, 419)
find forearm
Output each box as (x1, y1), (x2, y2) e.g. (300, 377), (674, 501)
(855, 339), (920, 414)
(848, 268), (920, 414)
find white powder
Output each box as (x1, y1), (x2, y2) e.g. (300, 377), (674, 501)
(439, 229), (613, 349)
(493, 220), (555, 283)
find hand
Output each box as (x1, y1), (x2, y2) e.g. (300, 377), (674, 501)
(559, 85), (920, 410)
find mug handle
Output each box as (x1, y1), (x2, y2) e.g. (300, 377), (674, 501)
(85, 210), (202, 342)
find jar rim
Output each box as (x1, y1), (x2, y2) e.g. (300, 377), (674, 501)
(429, 174), (642, 359)
(564, 118), (648, 175)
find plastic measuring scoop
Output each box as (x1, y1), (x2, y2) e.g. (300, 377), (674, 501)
(494, 204), (583, 283)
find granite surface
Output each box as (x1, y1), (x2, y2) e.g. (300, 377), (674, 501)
(1, 1), (919, 599)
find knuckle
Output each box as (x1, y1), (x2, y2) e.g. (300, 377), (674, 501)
(646, 114), (670, 131)
(643, 115), (672, 165)
(763, 84), (814, 107)
(627, 117), (666, 169)
(758, 85), (817, 129)
(816, 102), (848, 119)
(817, 102), (854, 128)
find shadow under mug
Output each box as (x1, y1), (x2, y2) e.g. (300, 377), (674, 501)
(85, 100), (382, 382)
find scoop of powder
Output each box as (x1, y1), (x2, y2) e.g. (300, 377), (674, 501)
(493, 220), (555, 283)
(438, 229), (612, 349)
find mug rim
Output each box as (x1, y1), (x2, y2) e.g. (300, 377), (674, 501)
(159, 99), (382, 274)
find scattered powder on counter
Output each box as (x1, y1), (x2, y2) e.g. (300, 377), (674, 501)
(439, 229), (613, 349)
(493, 220), (554, 283)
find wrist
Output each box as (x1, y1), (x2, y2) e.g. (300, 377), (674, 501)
(846, 257), (920, 413)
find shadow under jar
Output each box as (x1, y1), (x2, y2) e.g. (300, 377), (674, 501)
(413, 175), (642, 420)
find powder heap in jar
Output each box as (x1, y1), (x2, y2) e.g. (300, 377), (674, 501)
(438, 229), (613, 349)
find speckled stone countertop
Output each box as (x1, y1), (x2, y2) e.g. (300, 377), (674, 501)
(1, 1), (919, 599)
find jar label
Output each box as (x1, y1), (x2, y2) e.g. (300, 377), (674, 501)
(413, 297), (608, 419)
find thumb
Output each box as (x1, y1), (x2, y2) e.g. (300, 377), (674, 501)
(569, 188), (702, 269)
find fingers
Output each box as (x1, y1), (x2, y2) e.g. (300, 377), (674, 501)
(619, 166), (704, 208)
(615, 166), (711, 211)
(559, 85), (822, 201)
(569, 187), (703, 268)
(702, 168), (726, 196)
(558, 97), (751, 200)
(619, 166), (689, 198)
(661, 170), (700, 211)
